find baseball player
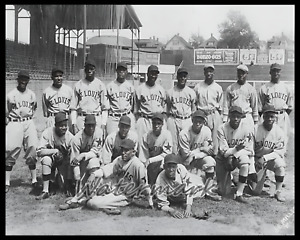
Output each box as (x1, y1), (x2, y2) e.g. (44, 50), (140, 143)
(6, 70), (39, 193)
(216, 106), (256, 203)
(194, 64), (223, 156)
(254, 105), (286, 202)
(155, 154), (208, 219)
(223, 64), (259, 131)
(139, 112), (173, 185)
(59, 139), (152, 213)
(257, 63), (293, 146)
(35, 112), (74, 200)
(69, 59), (110, 136)
(178, 110), (221, 201)
(42, 67), (73, 129)
(102, 115), (138, 165)
(106, 62), (136, 135)
(70, 114), (104, 194)
(135, 65), (167, 144)
(166, 67), (196, 154)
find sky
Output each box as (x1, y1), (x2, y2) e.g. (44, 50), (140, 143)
(5, 5), (294, 46)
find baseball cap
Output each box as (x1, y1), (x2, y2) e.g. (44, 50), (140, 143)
(85, 59), (96, 68)
(119, 115), (131, 126)
(51, 67), (64, 75)
(147, 65), (160, 73)
(177, 68), (188, 74)
(204, 64), (215, 70)
(164, 153), (181, 165)
(17, 70), (30, 79)
(270, 63), (281, 70)
(117, 62), (128, 70)
(55, 112), (68, 123)
(192, 110), (206, 120)
(262, 105), (277, 114)
(85, 114), (96, 124)
(152, 112), (164, 122)
(229, 106), (245, 116)
(120, 139), (135, 150)
(237, 64), (248, 72)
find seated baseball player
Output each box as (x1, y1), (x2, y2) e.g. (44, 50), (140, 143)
(102, 115), (138, 165)
(36, 112), (74, 200)
(253, 105), (286, 202)
(59, 139), (153, 214)
(216, 106), (257, 203)
(178, 110), (221, 201)
(155, 153), (210, 219)
(70, 114), (104, 194)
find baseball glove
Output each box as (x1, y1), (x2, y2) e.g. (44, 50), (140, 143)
(224, 156), (238, 171)
(52, 151), (64, 166)
(193, 210), (210, 220)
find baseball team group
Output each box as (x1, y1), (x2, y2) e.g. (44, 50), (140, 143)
(5, 58), (293, 218)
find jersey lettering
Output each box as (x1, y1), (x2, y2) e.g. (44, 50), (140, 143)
(269, 92), (288, 101)
(263, 140), (276, 149)
(17, 101), (32, 108)
(230, 138), (245, 147)
(78, 90), (101, 100)
(50, 96), (71, 105)
(172, 96), (191, 106)
(143, 94), (164, 104)
(110, 91), (132, 100)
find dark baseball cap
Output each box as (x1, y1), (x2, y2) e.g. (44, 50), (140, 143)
(192, 110), (206, 120)
(152, 112), (164, 122)
(164, 153), (181, 165)
(17, 70), (30, 79)
(270, 63), (281, 70)
(55, 112), (68, 123)
(262, 105), (277, 114)
(85, 59), (96, 68)
(51, 67), (64, 75)
(120, 139), (135, 150)
(147, 65), (160, 73)
(177, 68), (188, 74)
(119, 115), (131, 126)
(229, 106), (245, 116)
(204, 64), (215, 70)
(117, 62), (128, 70)
(85, 114), (96, 124)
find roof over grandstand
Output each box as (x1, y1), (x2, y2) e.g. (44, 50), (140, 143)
(86, 36), (138, 50)
(16, 5), (142, 30)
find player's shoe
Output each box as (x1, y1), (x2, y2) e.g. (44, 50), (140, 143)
(5, 185), (10, 193)
(234, 195), (248, 204)
(274, 192), (286, 202)
(205, 193), (222, 201)
(101, 208), (121, 215)
(32, 182), (39, 189)
(35, 191), (50, 200)
(59, 201), (80, 210)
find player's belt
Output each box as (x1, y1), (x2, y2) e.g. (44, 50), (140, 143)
(8, 116), (32, 122)
(109, 110), (131, 117)
(78, 112), (100, 116)
(48, 112), (69, 117)
(171, 114), (191, 120)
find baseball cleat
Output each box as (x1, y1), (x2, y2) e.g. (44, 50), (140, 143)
(5, 185), (10, 193)
(32, 182), (39, 189)
(59, 202), (80, 210)
(274, 192), (286, 202)
(205, 193), (222, 201)
(234, 195), (248, 204)
(36, 191), (49, 200)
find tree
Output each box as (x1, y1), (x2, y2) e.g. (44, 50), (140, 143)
(189, 33), (205, 49)
(217, 10), (259, 49)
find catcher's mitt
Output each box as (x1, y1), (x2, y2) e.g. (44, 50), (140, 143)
(52, 151), (64, 166)
(224, 156), (238, 171)
(193, 210), (210, 220)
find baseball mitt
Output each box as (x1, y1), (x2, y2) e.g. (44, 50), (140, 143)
(52, 151), (64, 166)
(193, 210), (210, 220)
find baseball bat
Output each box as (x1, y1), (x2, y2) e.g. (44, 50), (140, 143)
(252, 167), (267, 195)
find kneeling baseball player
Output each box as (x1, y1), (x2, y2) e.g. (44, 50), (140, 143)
(59, 139), (153, 214)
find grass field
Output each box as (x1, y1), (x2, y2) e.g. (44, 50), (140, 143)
(5, 76), (294, 235)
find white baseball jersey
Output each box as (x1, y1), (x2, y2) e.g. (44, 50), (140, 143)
(102, 130), (139, 165)
(42, 84), (73, 117)
(254, 123), (286, 159)
(70, 77), (109, 115)
(178, 125), (213, 161)
(139, 129), (173, 165)
(194, 80), (223, 112)
(70, 127), (104, 163)
(223, 82), (258, 123)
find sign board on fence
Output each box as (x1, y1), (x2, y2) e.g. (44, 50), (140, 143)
(194, 49), (239, 65)
(239, 49), (257, 65)
(286, 50), (294, 63)
(269, 49), (285, 65)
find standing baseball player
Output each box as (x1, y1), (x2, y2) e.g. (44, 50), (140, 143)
(223, 64), (259, 130)
(69, 59), (109, 136)
(139, 112), (173, 185)
(254, 105), (286, 202)
(102, 115), (138, 165)
(257, 63), (293, 146)
(35, 112), (74, 200)
(166, 67), (196, 154)
(42, 67), (73, 129)
(70, 114), (104, 194)
(6, 70), (39, 193)
(194, 64), (223, 156)
(178, 110), (221, 201)
(106, 62), (136, 135)
(135, 65), (167, 144)
(216, 106), (256, 203)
